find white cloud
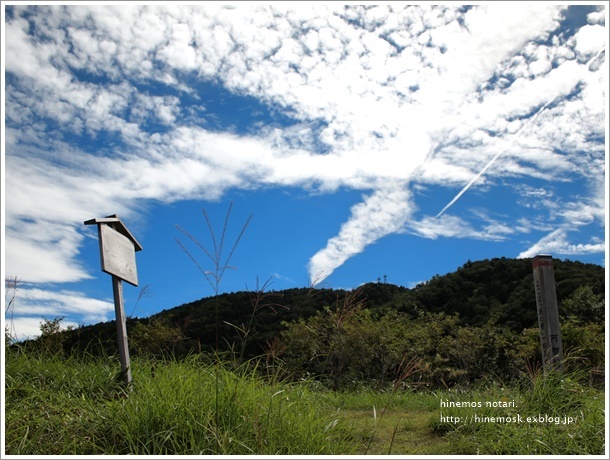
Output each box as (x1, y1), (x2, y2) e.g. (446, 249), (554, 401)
(15, 288), (113, 322)
(586, 9), (605, 26)
(5, 316), (48, 342)
(309, 185), (414, 281)
(518, 228), (606, 259)
(4, 225), (91, 284)
(407, 213), (512, 242)
(5, 287), (112, 342)
(573, 24), (606, 56)
(158, 23), (198, 70)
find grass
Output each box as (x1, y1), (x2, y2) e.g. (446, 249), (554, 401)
(320, 389), (451, 454)
(428, 373), (606, 455)
(4, 350), (357, 455)
(4, 348), (605, 455)
(318, 372), (605, 456)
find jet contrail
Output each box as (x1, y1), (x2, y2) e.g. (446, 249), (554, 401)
(435, 96), (556, 217)
(436, 48), (605, 218)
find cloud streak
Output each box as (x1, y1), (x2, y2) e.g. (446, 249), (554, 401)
(309, 185), (414, 282)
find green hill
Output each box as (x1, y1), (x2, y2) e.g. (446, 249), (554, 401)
(50, 256), (604, 363)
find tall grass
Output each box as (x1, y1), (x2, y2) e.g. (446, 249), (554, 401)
(5, 347), (604, 455)
(430, 369), (605, 455)
(4, 350), (356, 455)
(4, 350), (125, 454)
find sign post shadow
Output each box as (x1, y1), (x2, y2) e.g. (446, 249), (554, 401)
(85, 214), (143, 386)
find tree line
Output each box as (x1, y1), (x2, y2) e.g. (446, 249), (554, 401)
(18, 257), (605, 389)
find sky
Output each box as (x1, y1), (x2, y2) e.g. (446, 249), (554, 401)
(2, 2), (608, 341)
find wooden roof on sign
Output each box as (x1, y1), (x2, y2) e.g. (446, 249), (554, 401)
(84, 214), (143, 251)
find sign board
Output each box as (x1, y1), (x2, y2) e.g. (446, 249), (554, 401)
(85, 214), (141, 386)
(100, 224), (139, 286)
(532, 255), (564, 372)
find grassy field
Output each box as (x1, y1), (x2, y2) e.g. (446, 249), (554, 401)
(319, 389), (451, 454)
(4, 349), (606, 455)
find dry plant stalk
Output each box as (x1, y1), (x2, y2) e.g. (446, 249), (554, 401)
(226, 276), (288, 363)
(175, 201), (252, 296)
(5, 276), (22, 343)
(328, 288), (366, 329)
(365, 354), (423, 455)
(175, 201), (252, 351)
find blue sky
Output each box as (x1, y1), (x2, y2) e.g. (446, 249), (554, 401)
(2, 3), (607, 340)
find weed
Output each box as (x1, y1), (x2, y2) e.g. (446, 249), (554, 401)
(175, 201), (252, 297)
(4, 275), (22, 345)
(175, 201), (252, 351)
(224, 276), (288, 365)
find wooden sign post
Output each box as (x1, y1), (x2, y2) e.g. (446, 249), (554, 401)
(85, 215), (143, 386)
(532, 255), (564, 373)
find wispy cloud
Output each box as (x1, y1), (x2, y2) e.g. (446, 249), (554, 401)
(518, 228), (605, 259)
(6, 288), (112, 341)
(309, 185), (414, 281)
(435, 47), (606, 218)
(407, 213), (513, 242)
(517, 173), (606, 259)
(13, 288), (113, 322)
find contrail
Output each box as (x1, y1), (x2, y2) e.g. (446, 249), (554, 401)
(435, 97), (556, 217)
(436, 48), (605, 218)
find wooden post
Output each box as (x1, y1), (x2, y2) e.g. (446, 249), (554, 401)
(112, 275), (132, 386)
(532, 255), (564, 372)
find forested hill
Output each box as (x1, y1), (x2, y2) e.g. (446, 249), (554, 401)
(387, 257), (605, 330)
(56, 257), (604, 359)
